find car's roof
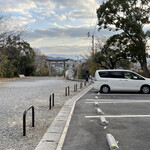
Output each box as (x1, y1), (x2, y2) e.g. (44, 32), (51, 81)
(96, 69), (132, 72)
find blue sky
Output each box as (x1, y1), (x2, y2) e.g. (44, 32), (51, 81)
(0, 0), (108, 58)
(0, 0), (149, 59)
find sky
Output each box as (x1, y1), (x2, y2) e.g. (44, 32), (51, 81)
(0, 0), (149, 59)
(0, 0), (110, 59)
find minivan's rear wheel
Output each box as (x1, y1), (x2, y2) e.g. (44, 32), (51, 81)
(101, 85), (110, 94)
(141, 85), (150, 94)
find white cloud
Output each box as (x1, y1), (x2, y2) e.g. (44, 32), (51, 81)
(53, 23), (66, 29)
(54, 0), (99, 8)
(32, 1), (56, 17)
(58, 14), (67, 21)
(0, 0), (36, 15)
(38, 45), (88, 55)
(0, 0), (106, 57)
(68, 8), (97, 21)
(26, 26), (91, 42)
(61, 0), (100, 27)
(10, 16), (36, 26)
(26, 26), (114, 47)
(0, 0), (56, 19)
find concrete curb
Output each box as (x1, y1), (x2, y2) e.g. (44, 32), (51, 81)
(35, 85), (93, 150)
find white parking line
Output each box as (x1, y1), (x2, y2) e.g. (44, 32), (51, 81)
(86, 99), (150, 102)
(85, 115), (150, 118)
(85, 100), (150, 104)
(86, 99), (150, 101)
(90, 93), (147, 96)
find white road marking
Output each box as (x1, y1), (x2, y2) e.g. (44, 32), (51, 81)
(86, 99), (150, 101)
(91, 93), (149, 96)
(85, 115), (150, 118)
(85, 100), (150, 104)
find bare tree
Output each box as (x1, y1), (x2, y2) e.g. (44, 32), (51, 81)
(0, 14), (28, 48)
(34, 48), (49, 76)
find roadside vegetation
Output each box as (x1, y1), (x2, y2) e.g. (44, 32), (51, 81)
(0, 15), (48, 78)
(83, 0), (150, 78)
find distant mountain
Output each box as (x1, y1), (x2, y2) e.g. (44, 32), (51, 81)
(46, 54), (83, 60)
(46, 56), (67, 60)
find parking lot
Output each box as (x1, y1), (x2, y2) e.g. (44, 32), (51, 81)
(62, 89), (150, 150)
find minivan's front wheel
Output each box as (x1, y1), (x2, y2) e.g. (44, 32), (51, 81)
(101, 85), (110, 94)
(141, 85), (150, 94)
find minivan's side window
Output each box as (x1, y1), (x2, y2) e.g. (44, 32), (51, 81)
(124, 72), (145, 80)
(99, 71), (109, 78)
(109, 71), (124, 78)
(124, 72), (133, 79)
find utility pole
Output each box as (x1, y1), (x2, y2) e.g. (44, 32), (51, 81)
(88, 32), (95, 55)
(88, 32), (95, 77)
(92, 35), (94, 55)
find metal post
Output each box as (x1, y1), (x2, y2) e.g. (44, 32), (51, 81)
(68, 86), (70, 95)
(65, 87), (67, 96)
(84, 81), (86, 86)
(52, 93), (54, 106)
(23, 110), (26, 136)
(80, 82), (82, 89)
(32, 106), (34, 127)
(23, 106), (35, 136)
(76, 84), (77, 91)
(74, 84), (77, 92)
(49, 95), (51, 110)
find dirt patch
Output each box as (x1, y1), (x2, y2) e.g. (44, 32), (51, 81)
(0, 78), (20, 82)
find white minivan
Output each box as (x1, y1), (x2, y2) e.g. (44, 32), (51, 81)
(94, 70), (150, 94)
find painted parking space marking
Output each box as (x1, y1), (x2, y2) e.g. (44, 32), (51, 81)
(85, 101), (150, 104)
(86, 99), (150, 102)
(90, 93), (149, 96)
(86, 98), (150, 101)
(85, 115), (150, 119)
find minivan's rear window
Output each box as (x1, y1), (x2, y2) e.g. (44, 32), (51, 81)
(110, 71), (124, 78)
(98, 71), (124, 78)
(98, 71), (109, 78)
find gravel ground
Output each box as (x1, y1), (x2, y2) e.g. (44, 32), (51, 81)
(0, 77), (85, 150)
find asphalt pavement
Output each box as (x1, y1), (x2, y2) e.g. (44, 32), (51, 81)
(62, 89), (150, 150)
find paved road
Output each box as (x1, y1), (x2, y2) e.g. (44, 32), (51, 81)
(0, 77), (81, 150)
(62, 89), (150, 150)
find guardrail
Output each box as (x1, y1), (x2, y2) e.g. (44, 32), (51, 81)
(49, 92), (54, 110)
(23, 106), (34, 136)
